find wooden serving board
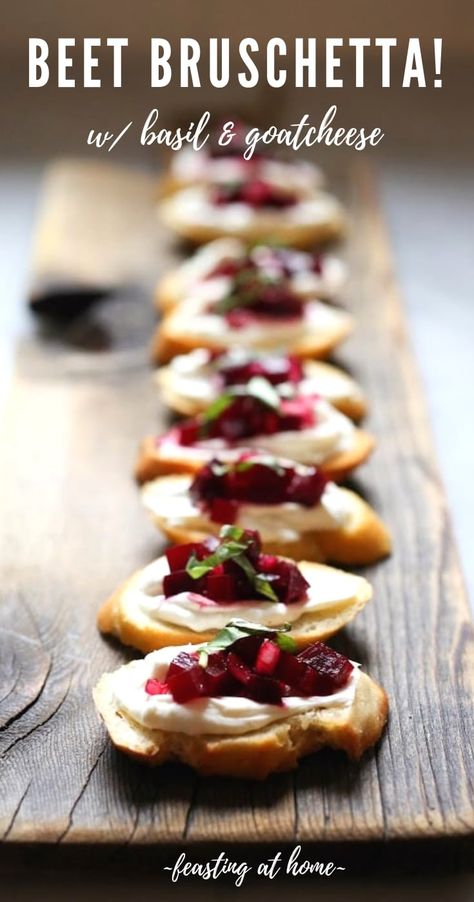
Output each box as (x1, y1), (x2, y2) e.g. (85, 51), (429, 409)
(0, 159), (473, 859)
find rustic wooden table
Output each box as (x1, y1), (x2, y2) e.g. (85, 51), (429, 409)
(0, 131), (473, 900)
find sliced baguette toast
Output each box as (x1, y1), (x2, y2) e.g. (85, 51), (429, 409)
(98, 559), (373, 654)
(141, 476), (392, 566)
(93, 667), (388, 777)
(156, 357), (368, 422)
(152, 305), (354, 365)
(160, 188), (347, 249)
(134, 429), (375, 485)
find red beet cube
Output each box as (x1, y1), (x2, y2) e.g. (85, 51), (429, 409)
(165, 543), (205, 573)
(258, 555), (309, 604)
(296, 643), (354, 694)
(227, 651), (255, 686)
(255, 639), (281, 675)
(209, 498), (238, 524)
(274, 649), (308, 687)
(163, 569), (197, 597)
(167, 666), (208, 703)
(204, 573), (237, 602)
(176, 420), (200, 446)
(145, 678), (169, 695)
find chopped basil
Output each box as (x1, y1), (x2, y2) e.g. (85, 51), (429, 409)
(197, 618), (296, 661)
(201, 393), (234, 426)
(243, 376), (280, 410)
(200, 377), (280, 436)
(185, 526), (279, 603)
(186, 540), (250, 579)
(208, 456), (287, 478)
(214, 268), (282, 314)
(253, 574), (279, 603)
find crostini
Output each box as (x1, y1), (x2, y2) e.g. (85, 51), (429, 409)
(136, 377), (374, 483)
(140, 453), (392, 566)
(93, 620), (388, 777)
(156, 348), (367, 422)
(160, 178), (346, 248)
(98, 525), (373, 653)
(152, 274), (353, 365)
(155, 239), (346, 313)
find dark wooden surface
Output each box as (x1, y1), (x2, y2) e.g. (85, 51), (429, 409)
(0, 160), (473, 850)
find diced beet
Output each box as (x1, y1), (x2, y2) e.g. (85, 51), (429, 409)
(176, 420), (200, 446)
(204, 573), (237, 602)
(209, 497), (239, 524)
(165, 543), (205, 573)
(212, 179), (297, 210)
(162, 633), (352, 708)
(241, 528), (261, 565)
(191, 455), (328, 512)
(255, 639), (281, 675)
(311, 253), (323, 275)
(145, 678), (169, 695)
(163, 569), (197, 597)
(244, 674), (284, 705)
(206, 258), (244, 279)
(279, 396), (316, 431)
(274, 649), (308, 687)
(297, 643), (354, 694)
(257, 555), (310, 604)
(167, 666), (208, 703)
(166, 650), (199, 680)
(230, 634), (268, 666)
(227, 651), (254, 686)
(219, 354), (303, 388)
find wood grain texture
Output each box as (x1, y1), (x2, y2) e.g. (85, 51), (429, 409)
(0, 160), (473, 849)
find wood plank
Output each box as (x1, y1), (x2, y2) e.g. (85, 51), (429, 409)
(0, 160), (473, 849)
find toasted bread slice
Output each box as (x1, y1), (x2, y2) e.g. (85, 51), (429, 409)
(152, 303), (354, 366)
(98, 559), (373, 654)
(156, 357), (368, 422)
(160, 187), (347, 249)
(154, 250), (346, 313)
(141, 476), (392, 566)
(134, 429), (375, 485)
(93, 667), (388, 777)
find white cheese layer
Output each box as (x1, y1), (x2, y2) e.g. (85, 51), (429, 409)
(162, 186), (345, 237)
(142, 475), (353, 543)
(134, 556), (364, 632)
(166, 293), (352, 351)
(110, 643), (359, 736)
(160, 349), (362, 409)
(170, 148), (324, 195)
(167, 238), (345, 300)
(157, 397), (355, 466)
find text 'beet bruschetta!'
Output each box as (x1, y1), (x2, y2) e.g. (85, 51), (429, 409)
(98, 525), (373, 653)
(136, 377), (374, 483)
(141, 453), (392, 565)
(93, 619), (388, 778)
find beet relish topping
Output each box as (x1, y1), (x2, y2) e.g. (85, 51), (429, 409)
(160, 378), (317, 446)
(211, 268), (305, 328)
(206, 245), (323, 283)
(190, 454), (329, 524)
(212, 179), (298, 209)
(216, 352), (304, 387)
(163, 525), (309, 606)
(145, 621), (354, 705)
